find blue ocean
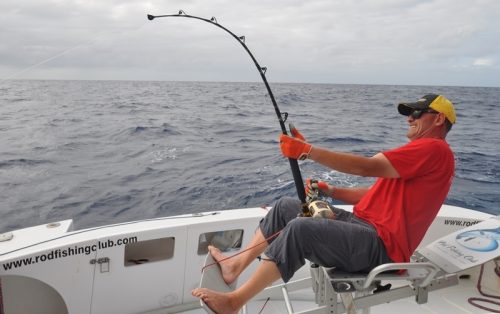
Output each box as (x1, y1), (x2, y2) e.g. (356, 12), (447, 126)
(1, 80), (499, 233)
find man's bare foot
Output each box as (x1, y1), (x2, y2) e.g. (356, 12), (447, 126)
(209, 245), (239, 285)
(192, 288), (239, 314)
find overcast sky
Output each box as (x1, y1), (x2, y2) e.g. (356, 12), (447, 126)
(1, 0), (499, 87)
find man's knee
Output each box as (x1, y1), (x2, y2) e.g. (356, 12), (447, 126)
(274, 197), (302, 216)
(275, 196), (300, 208)
(285, 217), (316, 239)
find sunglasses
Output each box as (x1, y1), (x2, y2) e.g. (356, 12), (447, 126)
(410, 109), (439, 120)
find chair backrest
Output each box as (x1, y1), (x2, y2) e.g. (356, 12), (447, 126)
(419, 215), (500, 273)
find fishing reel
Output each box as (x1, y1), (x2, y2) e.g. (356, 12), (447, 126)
(301, 181), (336, 219)
(307, 199), (336, 219)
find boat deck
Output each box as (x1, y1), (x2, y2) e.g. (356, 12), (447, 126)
(147, 260), (500, 314)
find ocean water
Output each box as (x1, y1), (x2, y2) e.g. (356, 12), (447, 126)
(0, 80), (499, 233)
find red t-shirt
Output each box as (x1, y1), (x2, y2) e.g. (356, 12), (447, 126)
(353, 138), (455, 263)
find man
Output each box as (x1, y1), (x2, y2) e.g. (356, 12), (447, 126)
(192, 94), (456, 314)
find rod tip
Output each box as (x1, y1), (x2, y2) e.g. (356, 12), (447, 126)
(147, 14), (155, 20)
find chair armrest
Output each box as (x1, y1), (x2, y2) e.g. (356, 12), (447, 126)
(363, 262), (440, 290)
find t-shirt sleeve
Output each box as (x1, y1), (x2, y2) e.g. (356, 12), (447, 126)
(382, 139), (447, 179)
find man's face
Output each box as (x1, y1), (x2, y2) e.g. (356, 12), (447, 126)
(406, 109), (440, 140)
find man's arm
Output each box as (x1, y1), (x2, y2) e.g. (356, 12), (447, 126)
(332, 186), (370, 205)
(308, 146), (400, 178)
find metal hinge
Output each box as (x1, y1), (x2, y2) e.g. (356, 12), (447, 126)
(90, 257), (110, 273)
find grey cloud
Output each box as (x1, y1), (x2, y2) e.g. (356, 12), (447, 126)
(1, 0), (499, 86)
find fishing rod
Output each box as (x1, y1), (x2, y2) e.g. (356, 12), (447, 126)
(147, 10), (309, 210)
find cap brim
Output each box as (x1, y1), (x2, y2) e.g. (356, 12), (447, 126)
(398, 104), (410, 116)
(397, 101), (429, 116)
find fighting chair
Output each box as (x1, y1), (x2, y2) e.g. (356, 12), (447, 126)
(199, 215), (500, 314)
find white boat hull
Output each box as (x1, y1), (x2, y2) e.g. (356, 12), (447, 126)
(0, 205), (497, 314)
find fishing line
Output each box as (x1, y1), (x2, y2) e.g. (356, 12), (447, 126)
(1, 21), (149, 81)
(147, 10), (308, 208)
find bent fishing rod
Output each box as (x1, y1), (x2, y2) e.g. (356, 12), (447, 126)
(147, 10), (308, 209)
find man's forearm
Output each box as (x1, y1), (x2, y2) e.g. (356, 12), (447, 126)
(308, 146), (399, 178)
(308, 146), (373, 176)
(331, 186), (370, 205)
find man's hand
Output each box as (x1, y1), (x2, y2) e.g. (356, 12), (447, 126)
(306, 178), (332, 199)
(289, 123), (306, 141)
(279, 125), (312, 160)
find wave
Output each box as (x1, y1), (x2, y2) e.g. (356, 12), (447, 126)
(110, 124), (182, 140)
(0, 158), (53, 168)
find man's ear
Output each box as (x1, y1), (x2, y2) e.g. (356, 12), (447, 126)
(435, 113), (446, 126)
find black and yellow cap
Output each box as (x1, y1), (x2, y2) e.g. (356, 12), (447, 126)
(398, 94), (456, 124)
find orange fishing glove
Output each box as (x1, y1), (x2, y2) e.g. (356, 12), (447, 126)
(305, 178), (330, 198)
(279, 125), (312, 160)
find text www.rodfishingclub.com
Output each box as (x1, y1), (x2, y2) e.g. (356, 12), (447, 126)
(2, 236), (137, 271)
(443, 219), (481, 227)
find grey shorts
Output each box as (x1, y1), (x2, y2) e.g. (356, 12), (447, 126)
(260, 197), (392, 282)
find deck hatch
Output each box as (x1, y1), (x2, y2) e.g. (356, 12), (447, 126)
(124, 237), (175, 266)
(197, 229), (244, 255)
